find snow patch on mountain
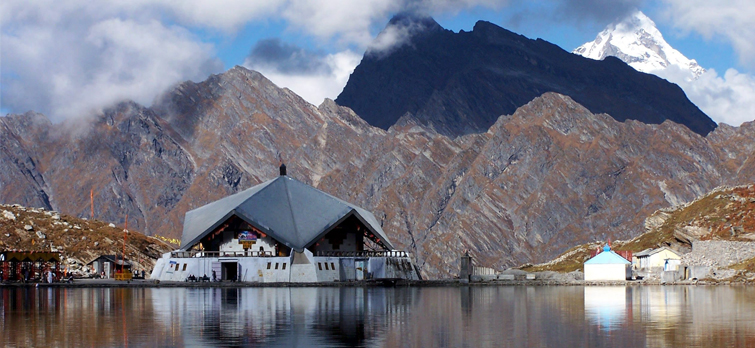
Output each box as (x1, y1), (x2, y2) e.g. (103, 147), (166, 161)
(574, 11), (704, 81)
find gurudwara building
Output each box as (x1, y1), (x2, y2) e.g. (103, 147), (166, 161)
(151, 165), (420, 282)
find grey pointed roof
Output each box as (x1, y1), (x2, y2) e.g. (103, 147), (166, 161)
(180, 175), (394, 252)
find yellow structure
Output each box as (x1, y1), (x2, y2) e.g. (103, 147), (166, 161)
(634, 247), (681, 271)
(114, 272), (133, 281)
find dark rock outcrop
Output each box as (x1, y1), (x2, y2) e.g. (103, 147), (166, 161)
(336, 15), (716, 137)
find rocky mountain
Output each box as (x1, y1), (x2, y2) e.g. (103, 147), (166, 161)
(0, 203), (173, 276)
(2, 66), (755, 278)
(335, 14), (716, 137)
(574, 11), (705, 81)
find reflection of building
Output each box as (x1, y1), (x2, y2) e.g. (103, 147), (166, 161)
(584, 245), (631, 281)
(630, 286), (682, 325)
(152, 165), (419, 282)
(149, 287), (396, 347)
(584, 286), (628, 331)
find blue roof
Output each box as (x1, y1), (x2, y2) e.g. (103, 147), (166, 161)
(585, 250), (631, 265)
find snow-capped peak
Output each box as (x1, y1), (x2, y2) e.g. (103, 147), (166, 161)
(574, 11), (704, 80)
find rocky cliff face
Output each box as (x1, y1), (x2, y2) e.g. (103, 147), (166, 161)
(336, 15), (716, 137)
(1, 66), (754, 278)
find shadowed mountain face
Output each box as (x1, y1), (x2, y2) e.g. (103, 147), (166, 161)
(1, 66), (754, 278)
(336, 15), (716, 137)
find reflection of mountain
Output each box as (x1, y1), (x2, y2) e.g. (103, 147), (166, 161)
(1, 288), (178, 347)
(10, 287), (755, 346)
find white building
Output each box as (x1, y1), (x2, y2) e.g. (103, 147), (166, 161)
(584, 245), (632, 281)
(151, 165), (420, 283)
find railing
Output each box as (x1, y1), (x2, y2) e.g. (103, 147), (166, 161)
(314, 251), (409, 258)
(473, 266), (496, 276)
(170, 250), (274, 258)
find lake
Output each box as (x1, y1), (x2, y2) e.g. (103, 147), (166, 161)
(2, 285), (755, 347)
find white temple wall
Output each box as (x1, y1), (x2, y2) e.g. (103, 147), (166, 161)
(151, 255), (420, 282)
(218, 231), (277, 254)
(313, 257), (340, 282)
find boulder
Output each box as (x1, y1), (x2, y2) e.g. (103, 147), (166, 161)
(2, 210), (15, 221)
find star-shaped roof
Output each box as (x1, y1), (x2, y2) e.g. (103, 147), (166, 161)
(179, 174), (393, 252)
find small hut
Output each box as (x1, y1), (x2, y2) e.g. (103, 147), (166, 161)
(87, 255), (132, 278)
(584, 245), (631, 281)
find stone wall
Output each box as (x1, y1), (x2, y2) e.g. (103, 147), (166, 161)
(681, 241), (755, 268)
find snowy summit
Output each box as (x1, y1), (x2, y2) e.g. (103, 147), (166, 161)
(574, 11), (705, 81)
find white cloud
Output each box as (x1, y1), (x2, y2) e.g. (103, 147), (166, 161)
(280, 0), (506, 46)
(0, 0), (696, 121)
(653, 66), (755, 126)
(365, 16), (437, 57)
(153, 0), (285, 32)
(662, 0), (755, 65)
(1, 1), (222, 121)
(244, 49), (361, 105)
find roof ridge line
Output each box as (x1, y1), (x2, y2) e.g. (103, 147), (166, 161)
(282, 177), (301, 245)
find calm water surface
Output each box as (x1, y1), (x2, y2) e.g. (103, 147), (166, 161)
(2, 285), (755, 347)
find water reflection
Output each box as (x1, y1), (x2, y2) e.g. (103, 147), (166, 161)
(4, 286), (755, 347)
(584, 286), (628, 331)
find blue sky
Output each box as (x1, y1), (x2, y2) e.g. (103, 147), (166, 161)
(2, 0), (755, 125)
(211, 3), (743, 74)
(207, 1), (746, 75)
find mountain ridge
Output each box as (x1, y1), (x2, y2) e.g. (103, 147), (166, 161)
(2, 66), (755, 278)
(336, 16), (716, 137)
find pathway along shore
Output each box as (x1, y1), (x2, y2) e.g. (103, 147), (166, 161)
(1, 278), (751, 288)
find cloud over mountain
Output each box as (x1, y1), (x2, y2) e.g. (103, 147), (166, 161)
(0, 0), (730, 122)
(662, 0), (755, 66)
(243, 39), (360, 105)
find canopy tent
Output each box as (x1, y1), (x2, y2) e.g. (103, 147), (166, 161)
(0, 251), (61, 263)
(180, 174), (394, 252)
